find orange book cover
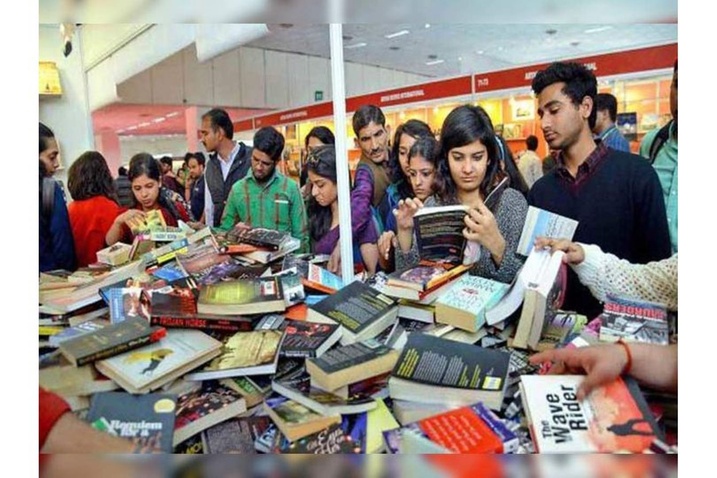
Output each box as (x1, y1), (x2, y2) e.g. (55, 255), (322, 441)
(417, 406), (503, 454)
(285, 303), (308, 321)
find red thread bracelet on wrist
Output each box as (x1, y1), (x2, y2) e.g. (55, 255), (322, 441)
(617, 339), (633, 375)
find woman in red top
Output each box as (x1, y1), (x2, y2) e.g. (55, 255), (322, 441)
(67, 151), (124, 267)
(106, 153), (189, 246)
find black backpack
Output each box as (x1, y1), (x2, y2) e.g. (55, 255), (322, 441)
(648, 120), (674, 164)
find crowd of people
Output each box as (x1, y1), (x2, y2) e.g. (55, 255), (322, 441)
(39, 59), (678, 453)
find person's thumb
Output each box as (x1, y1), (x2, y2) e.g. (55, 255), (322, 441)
(576, 368), (612, 400)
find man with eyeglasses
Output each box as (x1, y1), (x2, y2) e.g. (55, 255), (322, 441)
(217, 127), (309, 253)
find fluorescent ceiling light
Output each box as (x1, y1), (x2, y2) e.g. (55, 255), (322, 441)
(584, 26), (613, 34)
(345, 42), (367, 49)
(385, 30), (410, 39)
(425, 59), (445, 66)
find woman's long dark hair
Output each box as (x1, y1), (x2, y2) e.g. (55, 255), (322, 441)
(67, 151), (118, 203)
(390, 119), (433, 200)
(435, 105), (503, 205)
(306, 145), (337, 245)
(304, 126), (335, 148)
(39, 122), (55, 155)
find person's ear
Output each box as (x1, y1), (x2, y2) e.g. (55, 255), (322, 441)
(581, 96), (594, 121)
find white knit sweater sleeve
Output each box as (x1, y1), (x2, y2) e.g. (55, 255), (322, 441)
(571, 243), (678, 311)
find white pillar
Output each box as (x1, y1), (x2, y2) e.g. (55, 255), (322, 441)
(329, 23), (355, 282)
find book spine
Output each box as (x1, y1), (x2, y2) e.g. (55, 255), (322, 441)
(280, 349), (316, 359)
(150, 316), (252, 332)
(75, 328), (166, 366)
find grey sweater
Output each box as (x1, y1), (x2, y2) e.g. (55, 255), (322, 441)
(395, 188), (528, 284)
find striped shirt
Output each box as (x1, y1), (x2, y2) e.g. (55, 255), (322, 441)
(218, 171), (309, 252)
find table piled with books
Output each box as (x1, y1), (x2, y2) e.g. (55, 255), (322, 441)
(38, 214), (677, 455)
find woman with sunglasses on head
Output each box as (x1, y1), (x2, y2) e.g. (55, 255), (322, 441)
(394, 105), (528, 283)
(306, 145), (379, 275)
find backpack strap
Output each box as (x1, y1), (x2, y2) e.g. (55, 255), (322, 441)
(42, 177), (56, 218)
(649, 120), (673, 164)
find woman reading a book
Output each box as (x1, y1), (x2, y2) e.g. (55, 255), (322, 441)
(378, 135), (441, 271)
(394, 105), (529, 283)
(105, 153), (190, 246)
(306, 145), (379, 275)
(67, 151), (124, 267)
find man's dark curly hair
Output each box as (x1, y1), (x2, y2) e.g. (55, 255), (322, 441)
(531, 61), (598, 130)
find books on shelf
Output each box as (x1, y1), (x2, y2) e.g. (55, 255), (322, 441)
(520, 375), (663, 453)
(87, 391), (177, 453)
(59, 316), (166, 367)
(516, 206), (579, 256)
(306, 280), (398, 345)
(185, 330), (285, 381)
(435, 274), (510, 332)
(388, 333), (511, 411)
(173, 382), (248, 447)
(598, 296), (669, 345)
(512, 248), (568, 350)
(197, 277), (286, 316)
(95, 329), (222, 394)
(306, 339), (399, 392)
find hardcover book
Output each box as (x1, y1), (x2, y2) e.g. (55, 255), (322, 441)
(95, 329), (223, 394)
(307, 280), (398, 345)
(184, 330), (285, 381)
(520, 375), (663, 453)
(598, 296), (669, 345)
(435, 274), (510, 332)
(197, 277), (286, 316)
(87, 391), (177, 453)
(280, 320), (343, 359)
(388, 333), (511, 411)
(306, 339), (399, 392)
(59, 316), (166, 367)
(173, 382), (248, 446)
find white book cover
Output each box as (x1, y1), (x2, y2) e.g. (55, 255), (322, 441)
(517, 206), (579, 256)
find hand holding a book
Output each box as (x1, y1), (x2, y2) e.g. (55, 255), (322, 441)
(529, 344), (630, 400)
(395, 198), (424, 253)
(535, 237), (585, 264)
(114, 209), (147, 232)
(463, 201), (506, 265)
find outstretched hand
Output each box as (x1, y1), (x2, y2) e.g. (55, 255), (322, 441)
(394, 197), (424, 231)
(529, 344), (629, 400)
(535, 237), (585, 265)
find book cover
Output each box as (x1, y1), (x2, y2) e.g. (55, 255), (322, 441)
(48, 320), (108, 347)
(435, 274), (510, 332)
(201, 416), (272, 454)
(280, 321), (342, 359)
(176, 243), (234, 285)
(185, 330), (284, 380)
(366, 398), (400, 453)
(277, 421), (362, 454)
(228, 227), (290, 251)
(95, 329), (222, 393)
(389, 333), (510, 410)
(197, 277), (285, 315)
(413, 205), (469, 264)
(87, 391), (177, 453)
(516, 206), (579, 256)
(308, 340), (396, 376)
(388, 261), (470, 293)
(520, 375), (663, 453)
(304, 263), (345, 294)
(264, 397), (342, 443)
(598, 296), (669, 345)
(308, 281), (396, 336)
(59, 316), (166, 366)
(108, 287), (151, 324)
(174, 382), (247, 446)
(272, 372), (377, 416)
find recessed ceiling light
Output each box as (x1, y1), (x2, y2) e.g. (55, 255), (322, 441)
(385, 30), (410, 39)
(458, 57), (463, 61)
(584, 26), (613, 34)
(570, 41), (580, 47)
(345, 42), (367, 49)
(476, 50), (484, 55)
(389, 46), (400, 51)
(425, 24), (431, 29)
(428, 54), (438, 60)
(546, 28), (558, 35)
(425, 59), (445, 66)
(497, 46), (504, 51)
